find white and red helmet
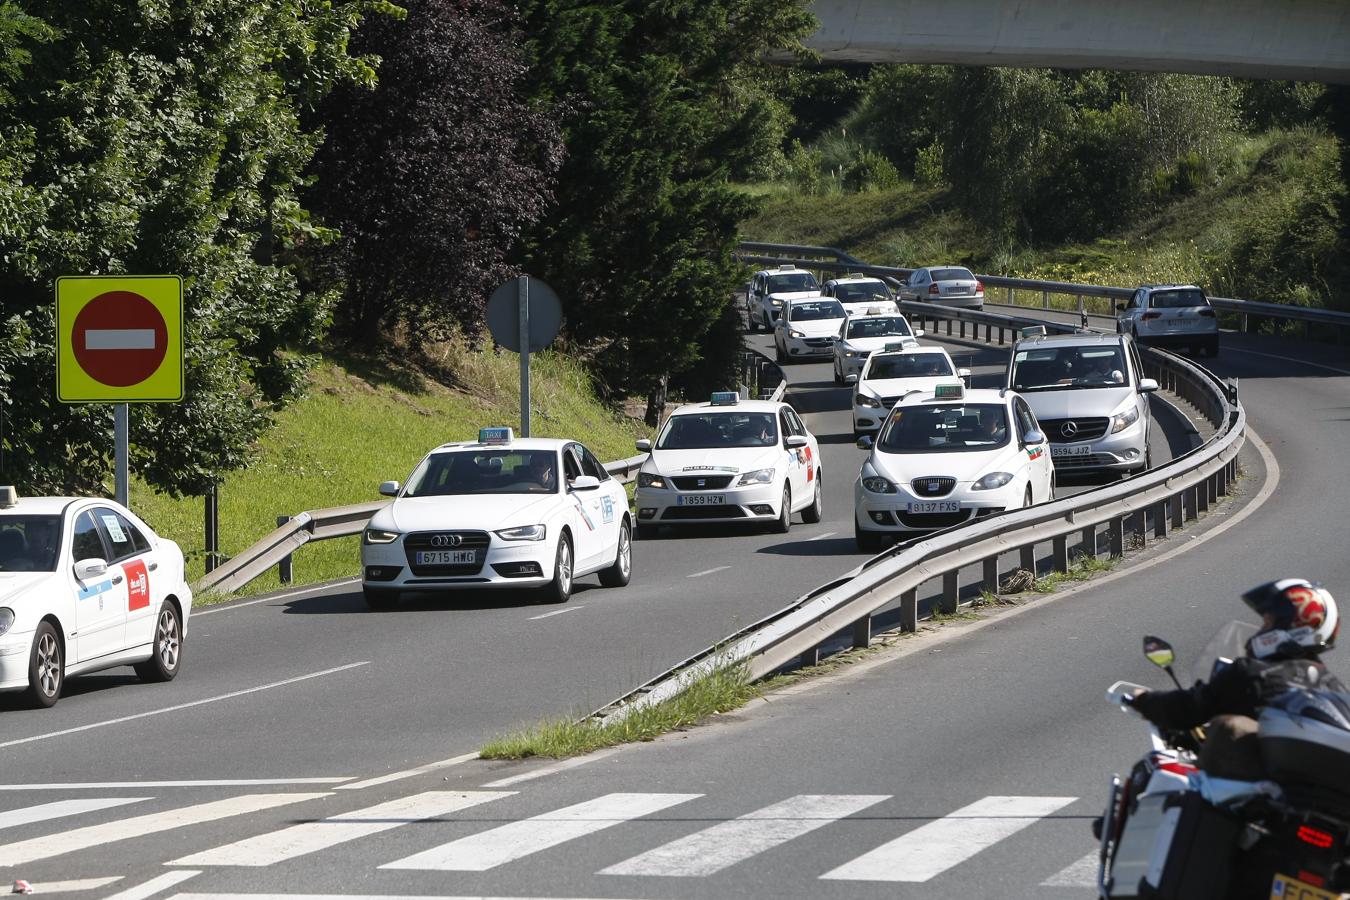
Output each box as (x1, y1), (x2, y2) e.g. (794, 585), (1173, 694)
(1242, 578), (1339, 659)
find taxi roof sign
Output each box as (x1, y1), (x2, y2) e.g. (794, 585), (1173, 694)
(710, 391), (739, 406)
(1020, 325), (1048, 338)
(478, 427), (514, 445)
(866, 306), (887, 316)
(934, 383), (965, 400)
(883, 341), (910, 352)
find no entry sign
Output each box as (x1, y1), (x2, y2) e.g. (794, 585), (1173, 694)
(56, 276), (183, 402)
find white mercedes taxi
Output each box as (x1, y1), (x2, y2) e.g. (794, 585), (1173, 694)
(0, 487), (192, 708)
(633, 393), (822, 537)
(774, 296), (847, 364)
(853, 384), (1054, 551)
(848, 345), (969, 436)
(360, 429), (632, 609)
(832, 309), (925, 384)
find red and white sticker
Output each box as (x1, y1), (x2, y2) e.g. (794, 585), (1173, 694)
(124, 559), (151, 611)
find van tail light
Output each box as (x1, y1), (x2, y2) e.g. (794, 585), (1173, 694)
(1297, 825), (1335, 850)
(928, 284), (940, 296)
(1141, 312), (1162, 321)
(1199, 309), (1216, 317)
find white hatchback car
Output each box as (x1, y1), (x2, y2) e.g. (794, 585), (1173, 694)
(361, 429), (632, 609)
(823, 275), (899, 317)
(0, 488), (192, 708)
(1116, 284), (1219, 357)
(774, 297), (847, 364)
(832, 310), (924, 384)
(633, 394), (822, 537)
(848, 346), (969, 436)
(853, 384), (1054, 551)
(748, 265), (821, 333)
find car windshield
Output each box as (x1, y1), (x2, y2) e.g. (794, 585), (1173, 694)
(1150, 289), (1208, 309)
(930, 268), (974, 281)
(404, 449), (559, 496)
(867, 353), (952, 379)
(879, 404), (1010, 453)
(657, 412), (778, 449)
(0, 514), (62, 572)
(847, 317), (912, 339)
(788, 300), (845, 321)
(767, 272), (818, 293)
(1011, 346), (1128, 391)
(834, 282), (890, 302)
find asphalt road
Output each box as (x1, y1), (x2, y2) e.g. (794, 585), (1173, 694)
(0, 322), (1325, 898)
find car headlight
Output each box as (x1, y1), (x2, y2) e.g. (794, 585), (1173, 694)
(844, 350), (858, 358)
(1111, 407), (1140, 433)
(638, 472), (667, 489)
(855, 394), (882, 409)
(861, 476), (897, 494)
(770, 298), (783, 307)
(788, 329), (805, 338)
(495, 524), (547, 541)
(736, 468), (775, 486)
(973, 472), (1015, 491)
(363, 528), (400, 545)
(0, 608), (13, 637)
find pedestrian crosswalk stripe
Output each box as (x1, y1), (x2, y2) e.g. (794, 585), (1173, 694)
(380, 792), (703, 872)
(171, 791), (515, 867)
(103, 871), (199, 900)
(820, 795), (1077, 882)
(0, 793), (328, 867)
(0, 797), (148, 831)
(600, 794), (889, 877)
(1041, 850), (1099, 887)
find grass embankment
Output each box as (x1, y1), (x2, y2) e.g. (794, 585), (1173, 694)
(132, 336), (646, 599)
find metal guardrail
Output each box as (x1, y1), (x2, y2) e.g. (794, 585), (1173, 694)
(589, 301), (1244, 725)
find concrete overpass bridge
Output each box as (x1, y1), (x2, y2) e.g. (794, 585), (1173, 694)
(805, 0), (1350, 83)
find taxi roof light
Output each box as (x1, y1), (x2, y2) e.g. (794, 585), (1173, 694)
(710, 391), (739, 406)
(866, 306), (886, 316)
(934, 383), (965, 400)
(478, 427), (514, 445)
(883, 341), (910, 352)
(1020, 325), (1048, 338)
(0, 486), (16, 509)
(777, 264), (795, 271)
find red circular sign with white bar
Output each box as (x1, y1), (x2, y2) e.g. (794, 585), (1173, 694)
(71, 291), (170, 387)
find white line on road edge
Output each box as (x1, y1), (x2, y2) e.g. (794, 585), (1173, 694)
(194, 579), (361, 617)
(0, 663), (370, 749)
(102, 872), (199, 900)
(1228, 347), (1350, 377)
(688, 566), (731, 578)
(335, 752), (479, 792)
(480, 747), (622, 788)
(0, 797), (148, 830)
(24, 878), (123, 893)
(0, 780), (350, 791)
(1041, 850), (1099, 886)
(170, 895), (647, 900)
(806, 531), (837, 541)
(528, 606), (584, 621)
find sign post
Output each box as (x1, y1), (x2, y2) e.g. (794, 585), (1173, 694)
(518, 276), (531, 436)
(487, 276), (562, 440)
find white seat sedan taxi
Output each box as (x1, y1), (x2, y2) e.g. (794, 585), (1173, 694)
(823, 275), (899, 317)
(832, 310), (924, 384)
(361, 429), (632, 609)
(848, 346), (969, 436)
(774, 297), (847, 364)
(748, 265), (822, 333)
(0, 487), (192, 708)
(633, 393), (822, 537)
(853, 384), (1054, 551)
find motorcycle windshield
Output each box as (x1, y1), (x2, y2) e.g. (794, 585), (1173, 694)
(1192, 620), (1259, 683)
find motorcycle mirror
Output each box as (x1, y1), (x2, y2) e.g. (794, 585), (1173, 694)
(1142, 635), (1185, 690)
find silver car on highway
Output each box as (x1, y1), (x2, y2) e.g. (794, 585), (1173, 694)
(1116, 284), (1219, 357)
(897, 266), (984, 310)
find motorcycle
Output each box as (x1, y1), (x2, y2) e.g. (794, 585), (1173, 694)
(1095, 628), (1350, 900)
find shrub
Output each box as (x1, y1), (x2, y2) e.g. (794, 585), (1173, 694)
(843, 150), (900, 193)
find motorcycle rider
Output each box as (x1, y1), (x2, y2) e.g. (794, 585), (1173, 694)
(1129, 578), (1343, 780)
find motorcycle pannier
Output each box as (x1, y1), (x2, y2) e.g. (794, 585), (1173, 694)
(1259, 695), (1350, 799)
(1109, 790), (1239, 899)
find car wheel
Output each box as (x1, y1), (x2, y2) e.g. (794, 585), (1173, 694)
(636, 523), (659, 541)
(1049, 473), (1057, 502)
(598, 519), (632, 588)
(833, 361), (843, 386)
(26, 621), (63, 708)
(363, 587), (400, 611)
(539, 533), (573, 604)
(771, 486), (792, 534)
(802, 473), (823, 524)
(134, 600), (183, 683)
(855, 521), (883, 553)
(775, 342), (785, 365)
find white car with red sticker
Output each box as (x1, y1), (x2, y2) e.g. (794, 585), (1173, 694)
(0, 488), (192, 708)
(633, 393), (823, 537)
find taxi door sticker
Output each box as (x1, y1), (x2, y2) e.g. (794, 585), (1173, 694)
(573, 497), (596, 531)
(600, 496), (615, 524)
(805, 445), (814, 481)
(124, 559), (151, 611)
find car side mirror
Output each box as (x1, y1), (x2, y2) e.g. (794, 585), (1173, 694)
(1115, 303), (1126, 312)
(845, 374), (858, 385)
(957, 368), (972, 380)
(785, 435), (809, 449)
(1138, 378), (1160, 394)
(635, 439), (652, 452)
(378, 480), (400, 497)
(1143, 635), (1176, 670)
(569, 475), (601, 492)
(1022, 429), (1045, 446)
(856, 435), (874, 450)
(74, 558), (108, 581)
(913, 329), (925, 338)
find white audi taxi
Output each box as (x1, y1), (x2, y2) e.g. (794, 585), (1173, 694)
(774, 297), (847, 364)
(633, 393), (822, 538)
(853, 384), (1054, 551)
(0, 487), (191, 708)
(361, 429), (632, 609)
(832, 310), (924, 384)
(848, 346), (969, 436)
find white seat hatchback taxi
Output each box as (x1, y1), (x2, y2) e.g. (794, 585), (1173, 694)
(361, 429), (632, 609)
(0, 487), (192, 708)
(853, 384), (1054, 551)
(633, 393), (822, 537)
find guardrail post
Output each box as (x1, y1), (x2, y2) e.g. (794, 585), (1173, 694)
(1020, 544), (1036, 575)
(204, 484), (220, 574)
(946, 319), (953, 337)
(1007, 286), (1014, 305)
(276, 515), (293, 584)
(900, 588), (919, 632)
(959, 320), (966, 339)
(1052, 535), (1069, 573)
(1131, 509), (1148, 547)
(1217, 466), (1228, 496)
(1080, 526), (1095, 560)
(1109, 518), (1125, 558)
(853, 614), (871, 649)
(1155, 499), (1170, 538)
(1041, 290), (1049, 309)
(1171, 493), (1185, 529)
(941, 571), (959, 615)
(982, 556), (999, 594)
(1197, 479), (1210, 513)
(1183, 486), (1198, 521)
(1241, 312), (1249, 333)
(802, 645), (820, 668)
(998, 326), (1005, 345)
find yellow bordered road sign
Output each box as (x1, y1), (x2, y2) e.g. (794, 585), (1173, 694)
(55, 276), (184, 402)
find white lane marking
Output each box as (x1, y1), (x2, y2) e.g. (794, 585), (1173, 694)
(806, 531), (837, 541)
(0, 663), (369, 749)
(102, 872), (199, 900)
(26, 878), (123, 893)
(171, 791), (514, 867)
(0, 797), (148, 830)
(820, 795), (1076, 882)
(601, 793), (889, 877)
(194, 579), (361, 617)
(381, 792), (702, 871)
(0, 794), (327, 867)
(528, 606), (584, 621)
(688, 566), (730, 578)
(481, 747), (622, 788)
(1228, 347), (1350, 376)
(85, 329), (156, 351)
(0, 780), (349, 791)
(336, 752), (479, 792)
(1041, 850), (1100, 886)
(170, 895), (646, 900)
